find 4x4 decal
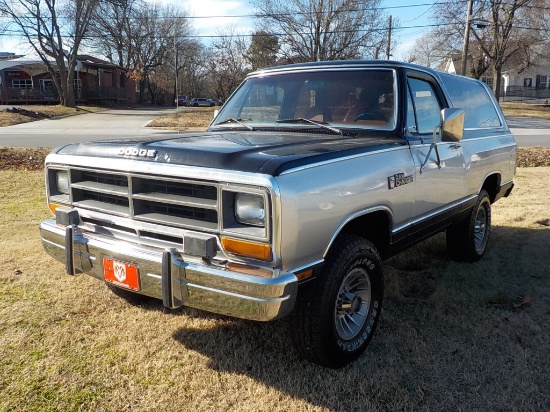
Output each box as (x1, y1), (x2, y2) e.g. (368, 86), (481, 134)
(388, 173), (414, 189)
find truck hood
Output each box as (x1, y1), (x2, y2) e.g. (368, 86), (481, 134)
(55, 130), (404, 176)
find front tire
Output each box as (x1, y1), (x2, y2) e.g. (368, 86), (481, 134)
(446, 190), (491, 262)
(290, 235), (384, 368)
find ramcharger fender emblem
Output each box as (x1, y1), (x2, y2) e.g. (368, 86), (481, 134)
(117, 147), (157, 158)
(388, 173), (414, 189)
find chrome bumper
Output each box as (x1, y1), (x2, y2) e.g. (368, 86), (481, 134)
(39, 218), (297, 321)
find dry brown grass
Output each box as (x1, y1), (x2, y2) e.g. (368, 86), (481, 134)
(500, 102), (550, 118)
(1, 168), (549, 411)
(0, 105), (105, 127)
(147, 106), (217, 131)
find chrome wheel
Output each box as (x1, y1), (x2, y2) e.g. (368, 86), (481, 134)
(335, 267), (372, 340)
(474, 204), (488, 254)
(446, 190), (491, 262)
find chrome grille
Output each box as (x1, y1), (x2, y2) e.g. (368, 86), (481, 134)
(69, 168), (219, 231)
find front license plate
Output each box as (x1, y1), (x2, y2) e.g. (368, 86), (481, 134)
(103, 257), (140, 291)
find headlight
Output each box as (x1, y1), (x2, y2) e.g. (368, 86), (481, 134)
(235, 193), (265, 227)
(56, 171), (69, 195)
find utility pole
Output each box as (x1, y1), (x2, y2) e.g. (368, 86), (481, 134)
(461, 0), (474, 76)
(386, 15), (393, 60)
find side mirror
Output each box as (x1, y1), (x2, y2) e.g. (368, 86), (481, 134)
(440, 108), (465, 142)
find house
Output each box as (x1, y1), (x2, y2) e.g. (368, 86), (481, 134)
(439, 49), (550, 101)
(0, 54), (137, 105)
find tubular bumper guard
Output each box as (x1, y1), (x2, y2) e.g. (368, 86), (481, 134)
(39, 218), (298, 321)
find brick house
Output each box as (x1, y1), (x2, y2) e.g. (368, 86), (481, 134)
(0, 54), (137, 105)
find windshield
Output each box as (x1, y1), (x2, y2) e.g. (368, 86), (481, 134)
(211, 69), (397, 132)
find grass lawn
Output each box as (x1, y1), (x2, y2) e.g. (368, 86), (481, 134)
(0, 168), (548, 411)
(0, 104), (106, 127)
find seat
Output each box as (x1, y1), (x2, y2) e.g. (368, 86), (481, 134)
(344, 88), (388, 123)
(305, 105), (333, 122)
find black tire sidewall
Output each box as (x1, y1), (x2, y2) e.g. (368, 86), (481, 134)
(317, 236), (384, 364)
(472, 192), (491, 257)
(447, 190), (492, 262)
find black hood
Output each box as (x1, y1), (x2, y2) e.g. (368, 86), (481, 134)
(55, 130), (405, 176)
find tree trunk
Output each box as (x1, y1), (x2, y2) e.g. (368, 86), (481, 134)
(139, 80), (145, 104)
(493, 65), (502, 101)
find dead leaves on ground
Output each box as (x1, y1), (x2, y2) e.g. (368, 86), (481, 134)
(0, 147), (52, 171)
(517, 147), (550, 167)
(490, 294), (533, 310)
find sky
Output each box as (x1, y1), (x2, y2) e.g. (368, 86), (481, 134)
(174, 0), (437, 59)
(0, 0), (437, 61)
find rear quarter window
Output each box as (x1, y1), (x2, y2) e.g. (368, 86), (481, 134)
(439, 73), (502, 129)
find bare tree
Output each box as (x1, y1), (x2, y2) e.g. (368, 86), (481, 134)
(405, 32), (447, 67)
(428, 0), (545, 99)
(0, 0), (98, 107)
(251, 0), (388, 63)
(208, 28), (250, 102)
(126, 3), (194, 104)
(176, 41), (211, 99)
(89, 0), (144, 69)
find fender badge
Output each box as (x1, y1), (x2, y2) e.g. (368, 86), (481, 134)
(117, 147), (158, 158)
(388, 173), (413, 189)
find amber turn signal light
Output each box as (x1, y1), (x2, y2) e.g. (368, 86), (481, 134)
(48, 203), (62, 215)
(221, 237), (272, 261)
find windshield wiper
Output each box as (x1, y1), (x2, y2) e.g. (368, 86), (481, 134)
(215, 117), (254, 131)
(276, 118), (342, 135)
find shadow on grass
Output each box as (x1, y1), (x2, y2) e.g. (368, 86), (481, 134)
(165, 226), (550, 411)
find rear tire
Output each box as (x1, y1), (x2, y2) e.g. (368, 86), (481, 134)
(290, 234), (384, 368)
(446, 190), (491, 262)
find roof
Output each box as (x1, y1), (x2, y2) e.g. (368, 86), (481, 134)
(0, 54), (124, 74)
(252, 59), (443, 76)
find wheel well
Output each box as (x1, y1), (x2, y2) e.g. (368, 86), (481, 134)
(336, 211), (391, 257)
(481, 173), (501, 203)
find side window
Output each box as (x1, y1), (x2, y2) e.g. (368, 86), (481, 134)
(439, 73), (501, 129)
(406, 86), (417, 133)
(407, 77), (442, 134)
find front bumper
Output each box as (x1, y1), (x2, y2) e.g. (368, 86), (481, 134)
(39, 218), (297, 321)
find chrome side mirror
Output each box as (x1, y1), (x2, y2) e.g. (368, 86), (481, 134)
(441, 108), (465, 142)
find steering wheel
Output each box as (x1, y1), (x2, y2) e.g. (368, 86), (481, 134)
(354, 112), (388, 122)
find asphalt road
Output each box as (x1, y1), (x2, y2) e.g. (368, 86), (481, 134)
(0, 107), (179, 148)
(506, 116), (550, 147)
(0, 108), (547, 147)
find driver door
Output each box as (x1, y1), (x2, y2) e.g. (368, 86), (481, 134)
(406, 73), (466, 233)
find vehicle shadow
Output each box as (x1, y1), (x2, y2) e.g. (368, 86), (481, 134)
(167, 225), (549, 411)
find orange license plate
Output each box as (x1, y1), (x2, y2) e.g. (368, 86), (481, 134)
(103, 257), (140, 291)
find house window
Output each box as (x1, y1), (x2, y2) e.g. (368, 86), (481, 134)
(524, 78), (533, 87)
(538, 75), (549, 89)
(40, 79), (54, 91)
(481, 77), (493, 86)
(12, 79), (33, 88)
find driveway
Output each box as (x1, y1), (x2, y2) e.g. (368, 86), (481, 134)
(0, 107), (178, 147)
(506, 116), (550, 147)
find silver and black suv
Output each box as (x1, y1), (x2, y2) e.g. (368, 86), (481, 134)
(40, 60), (516, 368)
